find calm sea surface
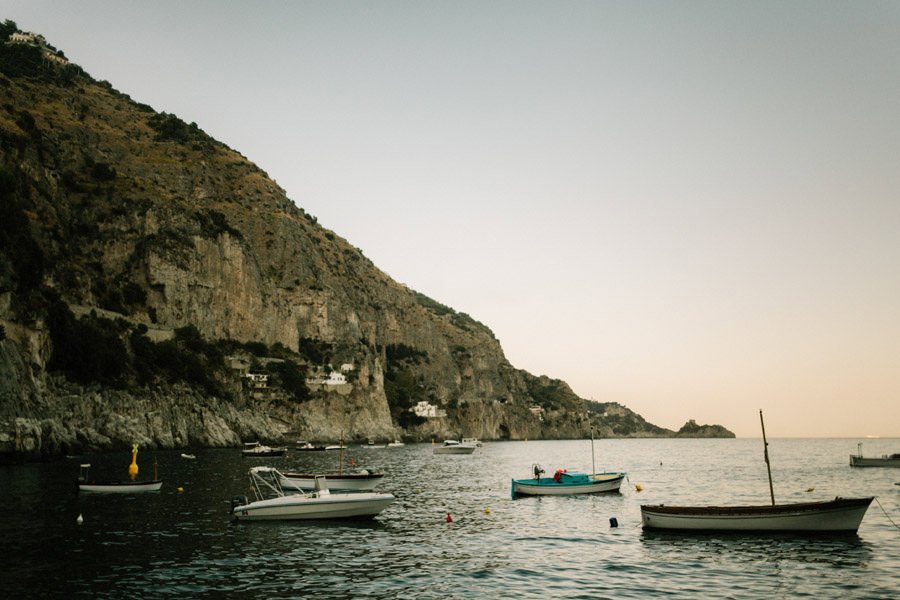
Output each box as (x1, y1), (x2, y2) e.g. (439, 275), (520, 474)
(2, 438), (898, 599)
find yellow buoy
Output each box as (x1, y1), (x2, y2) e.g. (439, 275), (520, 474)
(177, 487), (184, 493)
(485, 506), (491, 514)
(634, 483), (643, 492)
(128, 443), (139, 481)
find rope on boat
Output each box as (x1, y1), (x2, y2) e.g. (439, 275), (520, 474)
(873, 497), (900, 531)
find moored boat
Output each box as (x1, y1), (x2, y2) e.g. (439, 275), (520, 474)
(78, 477), (164, 493)
(76, 450), (162, 493)
(641, 411), (875, 534)
(241, 442), (287, 457)
(849, 443), (900, 467)
(230, 467), (394, 521)
(433, 439), (476, 454)
(294, 441), (326, 451)
(640, 497), (874, 532)
(278, 469), (385, 491)
(511, 466), (625, 498)
(386, 440), (405, 447)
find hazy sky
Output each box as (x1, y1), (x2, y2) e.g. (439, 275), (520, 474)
(4, 1), (898, 437)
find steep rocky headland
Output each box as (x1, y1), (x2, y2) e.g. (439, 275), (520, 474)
(0, 22), (733, 460)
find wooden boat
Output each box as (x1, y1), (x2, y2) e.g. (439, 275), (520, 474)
(641, 411), (874, 534)
(433, 439), (476, 454)
(241, 442), (287, 457)
(640, 497), (874, 532)
(849, 443), (900, 467)
(512, 432), (624, 498)
(230, 467), (394, 521)
(76, 456), (162, 493)
(278, 469), (385, 491)
(511, 466), (625, 498)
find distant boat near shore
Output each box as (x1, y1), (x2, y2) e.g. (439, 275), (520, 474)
(241, 442), (287, 457)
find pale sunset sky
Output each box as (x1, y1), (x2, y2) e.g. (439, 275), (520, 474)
(4, 1), (898, 437)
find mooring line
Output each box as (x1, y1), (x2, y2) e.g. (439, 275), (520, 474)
(874, 497), (900, 530)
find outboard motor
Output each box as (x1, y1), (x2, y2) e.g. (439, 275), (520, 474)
(230, 495), (249, 513)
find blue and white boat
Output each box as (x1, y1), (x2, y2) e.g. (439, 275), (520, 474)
(511, 466), (625, 498)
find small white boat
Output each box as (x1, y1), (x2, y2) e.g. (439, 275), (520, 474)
(324, 444), (346, 451)
(230, 467), (395, 521)
(433, 440), (476, 455)
(180, 453), (196, 460)
(849, 443), (900, 467)
(641, 497), (874, 532)
(76, 463), (163, 493)
(462, 437), (483, 447)
(278, 469), (385, 492)
(241, 442), (287, 457)
(294, 441), (326, 451)
(360, 440), (386, 449)
(386, 440), (405, 447)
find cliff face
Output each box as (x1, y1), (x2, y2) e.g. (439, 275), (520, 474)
(0, 26), (732, 458)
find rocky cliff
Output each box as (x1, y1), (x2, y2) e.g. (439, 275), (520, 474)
(0, 23), (733, 459)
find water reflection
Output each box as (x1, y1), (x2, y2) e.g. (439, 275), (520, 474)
(641, 530), (874, 568)
(3, 440), (898, 599)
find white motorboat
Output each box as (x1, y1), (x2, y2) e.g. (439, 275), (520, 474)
(360, 440), (385, 449)
(433, 440), (476, 455)
(241, 442), (287, 457)
(278, 469), (385, 491)
(230, 467), (395, 521)
(462, 437), (483, 447)
(386, 440), (405, 447)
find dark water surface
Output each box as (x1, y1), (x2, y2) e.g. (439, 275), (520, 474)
(2, 438), (898, 598)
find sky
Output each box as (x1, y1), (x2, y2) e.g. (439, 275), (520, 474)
(3, 1), (898, 437)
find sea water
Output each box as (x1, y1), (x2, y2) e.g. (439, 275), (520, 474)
(1, 438), (898, 598)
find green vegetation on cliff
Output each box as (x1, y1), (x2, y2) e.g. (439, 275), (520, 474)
(0, 24), (733, 457)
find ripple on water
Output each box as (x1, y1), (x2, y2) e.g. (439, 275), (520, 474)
(2, 439), (899, 599)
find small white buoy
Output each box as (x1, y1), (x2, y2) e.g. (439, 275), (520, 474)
(76, 514), (83, 525)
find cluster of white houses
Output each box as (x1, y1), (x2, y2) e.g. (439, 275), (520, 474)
(231, 356), (546, 421)
(6, 30), (69, 65)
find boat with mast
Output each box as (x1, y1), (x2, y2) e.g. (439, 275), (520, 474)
(640, 411), (873, 533)
(511, 428), (625, 498)
(76, 445), (163, 493)
(849, 443), (900, 468)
